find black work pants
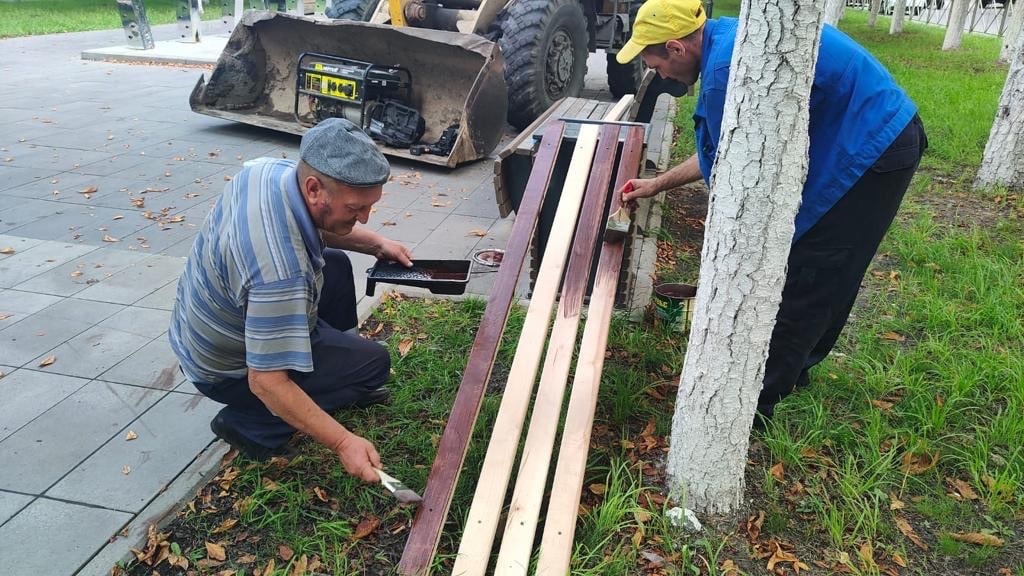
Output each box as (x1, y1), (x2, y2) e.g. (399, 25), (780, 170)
(758, 115), (928, 417)
(195, 249), (391, 448)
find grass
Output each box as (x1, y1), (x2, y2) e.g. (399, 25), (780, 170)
(116, 1), (1023, 575)
(0, 0), (226, 39)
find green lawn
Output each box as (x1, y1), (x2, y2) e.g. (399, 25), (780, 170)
(0, 0), (220, 39)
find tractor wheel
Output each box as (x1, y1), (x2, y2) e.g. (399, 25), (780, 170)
(606, 53), (642, 98)
(499, 0), (589, 130)
(325, 0), (376, 21)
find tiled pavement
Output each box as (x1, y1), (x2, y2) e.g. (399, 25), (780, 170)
(0, 18), (667, 576)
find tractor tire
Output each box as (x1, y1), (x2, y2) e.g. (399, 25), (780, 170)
(499, 0), (589, 130)
(325, 0), (376, 21)
(606, 53), (642, 98)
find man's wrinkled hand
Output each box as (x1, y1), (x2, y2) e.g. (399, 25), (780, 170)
(334, 433), (382, 482)
(619, 178), (661, 202)
(377, 238), (414, 268)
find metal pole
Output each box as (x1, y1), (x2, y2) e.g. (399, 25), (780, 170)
(116, 0), (155, 49)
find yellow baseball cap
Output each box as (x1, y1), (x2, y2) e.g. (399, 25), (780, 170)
(616, 0), (707, 64)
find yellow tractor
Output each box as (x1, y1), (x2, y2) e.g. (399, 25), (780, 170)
(189, 0), (645, 166)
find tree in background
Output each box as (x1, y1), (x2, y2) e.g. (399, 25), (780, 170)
(976, 29), (1024, 190)
(869, 0), (883, 27)
(890, 0), (907, 34)
(825, 0), (845, 25)
(1001, 3), (1024, 63)
(943, 0), (970, 49)
(667, 0), (824, 514)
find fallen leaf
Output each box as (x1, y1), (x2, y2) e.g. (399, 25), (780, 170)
(113, 214), (124, 220)
(881, 331), (906, 342)
(947, 477), (979, 500)
(143, 187), (169, 193)
(168, 215), (185, 223)
(901, 451), (939, 475)
(80, 186), (98, 195)
(889, 493), (905, 511)
(236, 554), (257, 564)
(261, 477), (280, 491)
(949, 532), (1004, 547)
(39, 355), (57, 367)
(0, 247), (15, 255)
(313, 486), (328, 502)
(0, 314), (10, 321)
(131, 198), (145, 208)
(212, 518), (238, 534)
(770, 462), (785, 482)
(290, 554), (308, 576)
(871, 399), (894, 411)
(765, 541), (807, 572)
(746, 511), (765, 542)
(894, 516), (928, 550)
(122, 465), (131, 475)
(720, 559), (740, 575)
(398, 337), (414, 358)
(70, 270), (84, 278)
(206, 541), (227, 561)
(103, 234), (120, 243)
(381, 220), (397, 226)
(351, 515), (380, 540)
(891, 552), (907, 568)
(278, 544), (294, 561)
(258, 559), (276, 576)
(588, 483), (607, 495)
(125, 430), (139, 441)
(468, 229), (488, 237)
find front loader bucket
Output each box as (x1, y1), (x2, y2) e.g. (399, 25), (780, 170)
(190, 12), (508, 167)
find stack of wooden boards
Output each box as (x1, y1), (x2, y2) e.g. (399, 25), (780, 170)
(397, 96), (647, 575)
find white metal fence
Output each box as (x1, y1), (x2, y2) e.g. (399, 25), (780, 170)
(847, 0), (1019, 36)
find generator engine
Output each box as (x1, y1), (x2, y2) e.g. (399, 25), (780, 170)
(295, 52), (425, 148)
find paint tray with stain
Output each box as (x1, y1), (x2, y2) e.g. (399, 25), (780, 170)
(365, 260), (472, 296)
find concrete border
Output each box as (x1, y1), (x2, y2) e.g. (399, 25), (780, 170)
(81, 36), (228, 66)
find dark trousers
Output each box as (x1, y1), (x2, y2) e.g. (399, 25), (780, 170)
(195, 249), (391, 448)
(758, 115), (928, 417)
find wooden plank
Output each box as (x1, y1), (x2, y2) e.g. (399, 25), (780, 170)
(449, 121), (606, 576)
(535, 126), (646, 575)
(492, 122), (622, 576)
(396, 122), (566, 576)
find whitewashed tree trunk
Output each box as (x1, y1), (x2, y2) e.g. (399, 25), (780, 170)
(890, 0), (906, 33)
(976, 30), (1024, 190)
(666, 0), (823, 515)
(869, 0), (882, 27)
(1001, 4), (1024, 63)
(944, 0), (970, 50)
(824, 0), (845, 25)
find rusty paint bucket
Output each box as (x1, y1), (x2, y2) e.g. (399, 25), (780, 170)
(653, 283), (697, 332)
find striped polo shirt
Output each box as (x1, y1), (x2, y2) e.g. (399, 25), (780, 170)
(169, 158), (325, 385)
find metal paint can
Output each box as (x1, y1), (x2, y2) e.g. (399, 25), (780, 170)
(652, 283), (697, 332)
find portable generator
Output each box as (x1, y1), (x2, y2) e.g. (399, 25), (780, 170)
(294, 52), (425, 148)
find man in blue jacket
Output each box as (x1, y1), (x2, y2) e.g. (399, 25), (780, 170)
(617, 0), (927, 425)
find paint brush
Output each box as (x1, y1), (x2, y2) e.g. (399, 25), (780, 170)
(374, 467), (423, 506)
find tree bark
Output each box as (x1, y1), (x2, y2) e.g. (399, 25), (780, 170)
(943, 0), (970, 50)
(824, 0), (845, 25)
(890, 0), (906, 34)
(1001, 4), (1024, 63)
(869, 0), (882, 28)
(666, 0), (823, 515)
(976, 30), (1024, 190)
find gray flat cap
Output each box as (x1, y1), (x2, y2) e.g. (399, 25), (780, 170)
(300, 118), (390, 187)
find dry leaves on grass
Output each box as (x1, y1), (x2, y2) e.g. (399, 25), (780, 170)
(351, 515), (380, 540)
(946, 477), (979, 500)
(279, 544), (294, 561)
(764, 540), (809, 573)
(901, 451), (939, 475)
(398, 337), (414, 358)
(206, 541), (227, 561)
(881, 331), (907, 342)
(313, 486), (328, 502)
(211, 517), (238, 534)
(949, 532), (1004, 547)
(894, 515), (929, 550)
(770, 462), (785, 482)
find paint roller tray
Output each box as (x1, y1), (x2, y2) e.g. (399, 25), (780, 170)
(365, 260), (472, 296)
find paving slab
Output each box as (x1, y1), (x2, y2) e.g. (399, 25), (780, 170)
(0, 380), (164, 493)
(48, 391), (219, 512)
(74, 253), (185, 304)
(0, 369), (91, 442)
(0, 289), (63, 330)
(99, 336), (184, 390)
(0, 165), (49, 193)
(0, 497), (131, 576)
(0, 239), (98, 288)
(0, 302), (110, 367)
(97, 306), (172, 339)
(416, 213), (497, 261)
(13, 248), (150, 297)
(0, 491), (33, 526)
(30, 325), (152, 380)
(132, 278), (178, 310)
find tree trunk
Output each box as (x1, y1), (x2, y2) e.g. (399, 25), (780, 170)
(1001, 4), (1024, 63)
(890, 0), (906, 33)
(976, 30), (1024, 190)
(944, 0), (970, 50)
(666, 0), (823, 515)
(869, 0), (882, 28)
(824, 0), (845, 25)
